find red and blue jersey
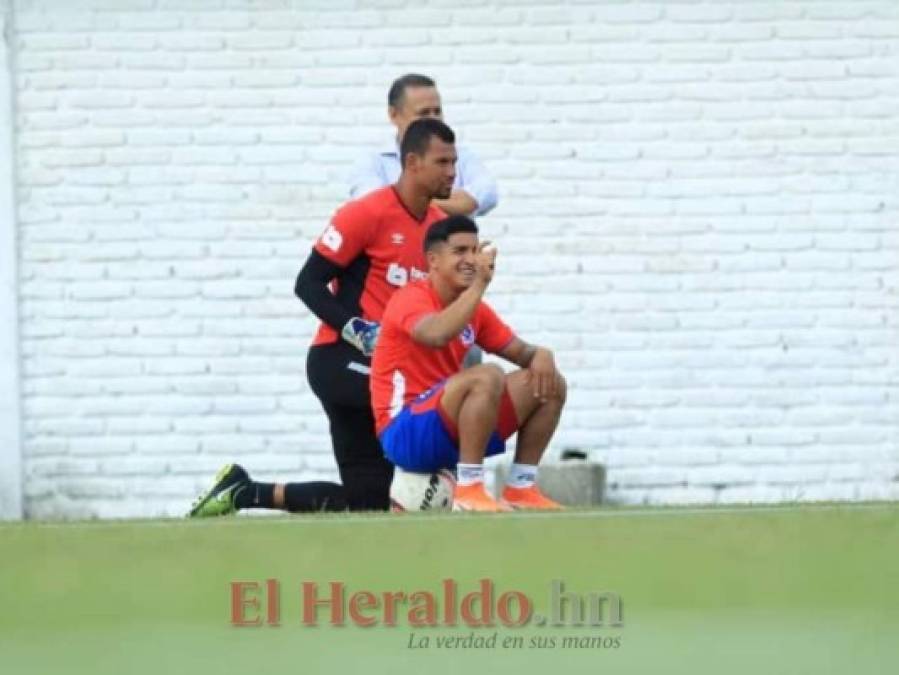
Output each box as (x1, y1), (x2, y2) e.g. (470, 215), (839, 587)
(370, 279), (515, 435)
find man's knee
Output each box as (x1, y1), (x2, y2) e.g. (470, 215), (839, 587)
(467, 363), (505, 398)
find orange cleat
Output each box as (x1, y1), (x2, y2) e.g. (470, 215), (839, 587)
(452, 482), (513, 512)
(501, 485), (564, 511)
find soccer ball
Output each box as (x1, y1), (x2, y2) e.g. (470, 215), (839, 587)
(390, 468), (456, 512)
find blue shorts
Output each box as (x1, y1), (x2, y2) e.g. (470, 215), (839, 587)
(379, 380), (516, 473)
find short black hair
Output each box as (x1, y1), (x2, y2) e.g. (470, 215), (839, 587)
(400, 118), (455, 168)
(388, 73), (436, 109)
(424, 215), (479, 253)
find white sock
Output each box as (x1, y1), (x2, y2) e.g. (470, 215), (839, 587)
(456, 463), (484, 487)
(506, 463), (538, 489)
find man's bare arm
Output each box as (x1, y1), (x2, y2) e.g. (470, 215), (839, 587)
(498, 338), (562, 400)
(498, 337), (537, 368)
(413, 244), (496, 347)
(412, 279), (487, 348)
(432, 189), (479, 216)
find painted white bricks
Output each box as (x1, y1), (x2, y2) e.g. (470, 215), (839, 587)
(0, 1), (24, 520)
(7, 0), (899, 518)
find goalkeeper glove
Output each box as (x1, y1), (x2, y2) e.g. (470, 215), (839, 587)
(341, 317), (380, 357)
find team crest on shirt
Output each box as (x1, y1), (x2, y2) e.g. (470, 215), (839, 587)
(460, 325), (475, 347)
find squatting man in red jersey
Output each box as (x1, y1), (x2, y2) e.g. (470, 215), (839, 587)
(370, 216), (567, 512)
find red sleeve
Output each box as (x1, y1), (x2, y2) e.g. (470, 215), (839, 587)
(475, 301), (515, 354)
(313, 199), (375, 267)
(383, 285), (437, 337)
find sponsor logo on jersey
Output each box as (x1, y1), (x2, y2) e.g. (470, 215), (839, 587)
(387, 263), (429, 287)
(391, 233), (405, 246)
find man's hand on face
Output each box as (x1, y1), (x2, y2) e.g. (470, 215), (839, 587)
(474, 242), (497, 286)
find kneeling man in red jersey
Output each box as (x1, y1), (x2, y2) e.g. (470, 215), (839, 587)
(370, 216), (566, 512)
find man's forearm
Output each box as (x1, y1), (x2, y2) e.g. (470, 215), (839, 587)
(500, 339), (538, 369)
(413, 281), (486, 347)
(432, 189), (478, 216)
(514, 343), (537, 368)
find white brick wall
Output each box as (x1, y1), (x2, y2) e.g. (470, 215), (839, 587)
(9, 0), (899, 518)
(1, 0), (24, 521)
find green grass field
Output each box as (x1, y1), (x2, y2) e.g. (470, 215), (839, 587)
(1, 503), (897, 675)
